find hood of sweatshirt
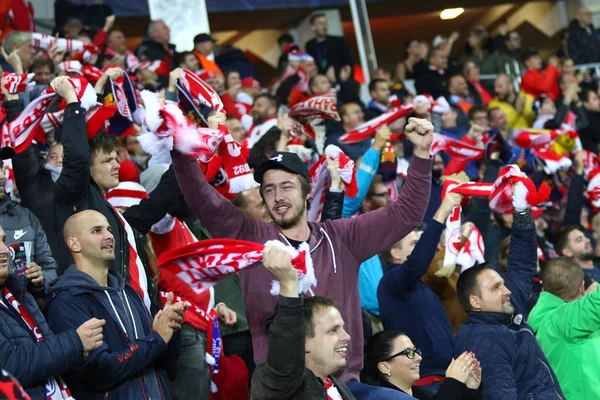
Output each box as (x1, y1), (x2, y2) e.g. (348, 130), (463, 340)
(47, 264), (125, 296)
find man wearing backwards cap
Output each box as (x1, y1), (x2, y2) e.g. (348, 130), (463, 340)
(172, 114), (434, 383)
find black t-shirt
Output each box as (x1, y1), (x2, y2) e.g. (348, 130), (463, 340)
(284, 237), (306, 250)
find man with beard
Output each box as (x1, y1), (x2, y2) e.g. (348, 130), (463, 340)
(245, 94), (279, 147)
(488, 73), (535, 129)
(454, 185), (565, 399)
(172, 113), (434, 383)
(555, 226), (600, 283)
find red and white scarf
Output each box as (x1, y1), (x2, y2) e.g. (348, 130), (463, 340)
(156, 238), (316, 296)
(111, 208), (151, 310)
(31, 33), (99, 63)
(35, 103), (117, 143)
(0, 72), (34, 100)
(8, 76), (99, 153)
(430, 133), (485, 161)
(1, 288), (73, 399)
(218, 124), (258, 194)
(339, 106), (413, 144)
(289, 93), (340, 122)
(586, 168), (600, 212)
(138, 90), (223, 159)
(489, 165), (551, 214)
(178, 68), (225, 113)
(411, 94), (451, 114)
(324, 377), (343, 400)
(308, 145), (357, 221)
(441, 180), (492, 269)
(514, 130), (559, 149)
(581, 150), (600, 180)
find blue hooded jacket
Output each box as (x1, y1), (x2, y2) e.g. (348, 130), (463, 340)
(453, 211), (564, 399)
(46, 266), (179, 400)
(0, 274), (83, 400)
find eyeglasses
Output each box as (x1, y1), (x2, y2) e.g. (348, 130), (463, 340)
(384, 347), (422, 361)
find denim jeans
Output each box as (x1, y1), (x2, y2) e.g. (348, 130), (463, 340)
(172, 324), (211, 400)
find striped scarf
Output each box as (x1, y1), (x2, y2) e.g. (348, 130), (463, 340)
(112, 209), (151, 310)
(1, 288), (73, 399)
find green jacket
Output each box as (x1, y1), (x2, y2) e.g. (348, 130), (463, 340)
(529, 289), (600, 400)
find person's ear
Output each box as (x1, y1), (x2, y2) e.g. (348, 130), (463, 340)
(469, 294), (482, 311)
(562, 248), (573, 257)
(377, 361), (390, 376)
(67, 237), (81, 253)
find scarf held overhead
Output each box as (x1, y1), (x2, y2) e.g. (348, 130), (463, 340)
(156, 238), (316, 297)
(308, 144), (358, 221)
(339, 106), (413, 144)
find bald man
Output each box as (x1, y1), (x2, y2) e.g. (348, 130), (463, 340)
(529, 257), (600, 399)
(46, 210), (185, 400)
(488, 73), (535, 129)
(568, 7), (600, 64)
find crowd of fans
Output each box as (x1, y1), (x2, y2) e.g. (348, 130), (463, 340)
(0, 2), (600, 399)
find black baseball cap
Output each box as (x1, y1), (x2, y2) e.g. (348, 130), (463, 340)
(254, 152), (310, 184)
(194, 33), (214, 45)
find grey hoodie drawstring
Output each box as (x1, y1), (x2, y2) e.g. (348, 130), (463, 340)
(104, 290), (139, 340)
(320, 228), (337, 274)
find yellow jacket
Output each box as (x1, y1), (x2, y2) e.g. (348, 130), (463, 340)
(488, 93), (536, 129)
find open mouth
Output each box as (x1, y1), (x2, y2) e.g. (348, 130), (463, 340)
(274, 204), (290, 216)
(335, 346), (347, 355)
(101, 243), (114, 251)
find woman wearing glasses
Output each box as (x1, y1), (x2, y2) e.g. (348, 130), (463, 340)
(360, 331), (481, 399)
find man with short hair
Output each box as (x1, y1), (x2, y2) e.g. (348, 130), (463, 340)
(47, 210), (184, 399)
(0, 31), (35, 74)
(52, 76), (180, 304)
(192, 33), (223, 78)
(245, 94), (279, 147)
(554, 225), (600, 283)
(488, 73), (535, 129)
(325, 102), (369, 161)
(0, 221), (105, 400)
(30, 58), (54, 85)
(251, 244), (355, 398)
(453, 186), (565, 399)
(415, 47), (449, 99)
(520, 50), (560, 101)
(225, 115), (247, 143)
(173, 114), (434, 383)
(364, 78), (391, 121)
(567, 7), (600, 64)
(579, 88), (600, 152)
(135, 20), (176, 81)
(529, 256), (600, 400)
(305, 13), (353, 78)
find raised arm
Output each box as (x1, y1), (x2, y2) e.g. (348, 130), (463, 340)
(342, 128), (388, 218)
(380, 193), (461, 294)
(332, 118), (433, 263)
(251, 244), (305, 398)
(563, 152), (585, 226)
(552, 287), (600, 340)
(505, 204), (537, 315)
(52, 77), (91, 206)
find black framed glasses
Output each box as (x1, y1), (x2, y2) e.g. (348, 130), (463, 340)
(384, 347), (422, 361)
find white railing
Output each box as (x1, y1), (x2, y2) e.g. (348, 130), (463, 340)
(403, 61), (600, 96)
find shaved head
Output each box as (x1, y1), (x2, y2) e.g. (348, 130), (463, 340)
(64, 210), (115, 268)
(64, 210), (99, 242)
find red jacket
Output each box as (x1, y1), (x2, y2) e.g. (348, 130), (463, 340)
(520, 65), (560, 101)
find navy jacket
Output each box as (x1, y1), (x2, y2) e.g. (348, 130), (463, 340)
(378, 220), (454, 378)
(453, 211), (564, 400)
(46, 267), (179, 400)
(0, 274), (83, 400)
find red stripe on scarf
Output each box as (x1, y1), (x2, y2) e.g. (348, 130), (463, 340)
(339, 106), (413, 144)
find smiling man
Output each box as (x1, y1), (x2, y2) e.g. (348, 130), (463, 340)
(47, 210), (184, 399)
(251, 244), (355, 399)
(453, 182), (565, 399)
(173, 114), (434, 383)
(51, 76), (180, 309)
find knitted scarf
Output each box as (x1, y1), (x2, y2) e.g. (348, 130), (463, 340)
(289, 93), (340, 122)
(155, 238), (315, 297)
(339, 106), (413, 144)
(1, 288), (73, 399)
(308, 144), (357, 221)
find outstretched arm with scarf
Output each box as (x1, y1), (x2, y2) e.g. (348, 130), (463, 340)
(329, 118), (433, 264)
